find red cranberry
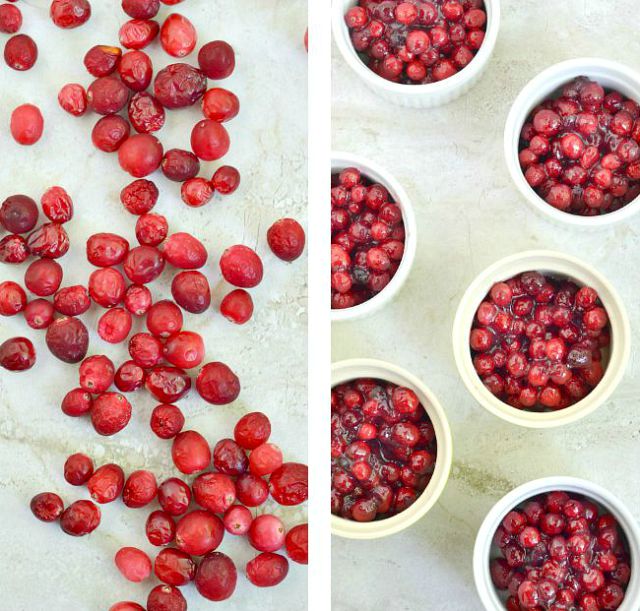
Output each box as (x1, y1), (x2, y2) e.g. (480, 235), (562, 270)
(119, 18), (159, 49)
(124, 284), (152, 315)
(249, 514), (285, 552)
(61, 388), (93, 417)
(154, 62), (207, 109)
(195, 552), (237, 601)
(50, 0), (91, 28)
(157, 477), (191, 516)
(198, 40), (235, 79)
(146, 510), (176, 546)
(3, 338), (35, 372)
(192, 472), (236, 514)
(0, 234), (29, 263)
(236, 473), (269, 507)
(234, 411), (271, 449)
(123, 245), (165, 283)
(32, 494), (65, 525)
(87, 76), (129, 115)
(123, 470), (157, 508)
(202, 88), (239, 122)
(219, 244), (263, 288)
(249, 443), (283, 476)
(118, 49), (153, 91)
(122, 0), (160, 19)
(87, 233), (129, 267)
(97, 305), (131, 342)
(150, 403), (185, 439)
(213, 439), (248, 476)
(181, 177), (214, 207)
(146, 585), (186, 611)
(27, 222), (69, 258)
(146, 299), (183, 336)
(285, 523), (308, 564)
(220, 289), (253, 324)
(54, 285), (91, 316)
(211, 165), (240, 194)
(171, 270), (211, 313)
(24, 258), (63, 296)
(4, 34), (38, 71)
(46, 316), (89, 363)
(91, 391), (132, 435)
(162, 148), (200, 182)
(60, 500), (100, 536)
(175, 509), (224, 556)
(171, 430), (211, 474)
(1, 194), (38, 233)
(162, 232), (208, 269)
(89, 267), (126, 307)
(24, 299), (55, 329)
(118, 134), (163, 177)
(190, 119), (230, 161)
(64, 453), (94, 486)
(120, 179), (159, 214)
(41, 186), (73, 223)
(129, 332), (163, 367)
(270, 462), (308, 506)
(92, 115), (131, 152)
(223, 505), (253, 535)
(267, 218), (306, 261)
(196, 361), (241, 405)
(154, 548), (195, 586)
(163, 331), (205, 369)
(0, 4), (22, 34)
(58, 83), (88, 116)
(246, 552), (289, 588)
(114, 547), (152, 583)
(79, 354), (115, 393)
(0, 281), (28, 316)
(84, 45), (121, 77)
(145, 365), (191, 402)
(129, 92), (165, 133)
(10, 103), (43, 144)
(160, 13), (196, 57)
(136, 213), (168, 246)
(110, 603), (145, 611)
(87, 463), (125, 504)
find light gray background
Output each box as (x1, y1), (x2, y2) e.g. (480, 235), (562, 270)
(0, 1), (307, 610)
(332, 2), (640, 609)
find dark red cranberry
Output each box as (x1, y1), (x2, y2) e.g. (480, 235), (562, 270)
(118, 50), (153, 91)
(4, 34), (38, 71)
(267, 218), (306, 261)
(198, 40), (235, 79)
(31, 492), (64, 522)
(87, 76), (129, 115)
(213, 438), (249, 475)
(154, 63), (207, 109)
(212, 165), (240, 194)
(122, 0), (160, 19)
(120, 179), (159, 214)
(92, 115), (131, 152)
(196, 361), (240, 405)
(64, 453), (94, 486)
(0, 336), (35, 371)
(171, 270), (211, 313)
(145, 365), (191, 403)
(46, 316), (89, 363)
(194, 552), (237, 601)
(161, 148), (200, 182)
(0, 194), (38, 234)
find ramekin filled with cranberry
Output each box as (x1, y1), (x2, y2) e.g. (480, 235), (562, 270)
(331, 358), (452, 539)
(331, 153), (417, 321)
(332, 0), (501, 107)
(453, 251), (630, 428)
(505, 58), (640, 226)
(474, 477), (640, 610)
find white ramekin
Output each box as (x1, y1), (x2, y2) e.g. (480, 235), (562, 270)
(474, 476), (640, 611)
(332, 0), (501, 108)
(505, 57), (640, 228)
(331, 152), (417, 323)
(331, 358), (453, 539)
(452, 250), (630, 428)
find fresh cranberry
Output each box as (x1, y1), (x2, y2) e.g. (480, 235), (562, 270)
(201, 88), (239, 122)
(123, 470), (157, 508)
(146, 510), (176, 546)
(171, 430), (211, 474)
(181, 177), (214, 207)
(24, 258), (63, 296)
(110, 603), (145, 611)
(24, 299), (55, 329)
(60, 499), (100, 536)
(163, 331), (205, 369)
(92, 115), (131, 152)
(58, 83), (88, 116)
(89, 267), (126, 307)
(198, 40), (235, 79)
(128, 332), (162, 367)
(64, 453), (94, 486)
(161, 232), (207, 269)
(118, 50), (153, 91)
(61, 388), (93, 417)
(267, 218), (306, 261)
(249, 443), (284, 476)
(220, 289), (253, 324)
(146, 585), (186, 611)
(120, 179), (159, 214)
(248, 514), (286, 552)
(145, 365), (191, 402)
(118, 134), (164, 177)
(154, 62), (207, 109)
(31, 492), (64, 522)
(235, 473), (269, 507)
(124, 284), (152, 315)
(0, 234), (29, 263)
(234, 411), (271, 449)
(194, 552), (237, 601)
(160, 13), (196, 57)
(119, 18), (159, 49)
(146, 299), (183, 336)
(1, 194), (38, 234)
(213, 438), (249, 475)
(191, 119), (230, 161)
(122, 0), (160, 19)
(223, 505), (253, 535)
(27, 222), (69, 258)
(285, 523), (308, 564)
(97, 306), (131, 343)
(129, 92), (165, 133)
(171, 270), (211, 313)
(162, 148), (200, 182)
(196, 361), (241, 405)
(175, 509), (224, 556)
(54, 285), (91, 316)
(123, 245), (165, 283)
(135, 213), (167, 247)
(87, 76), (129, 115)
(10, 103), (43, 144)
(115, 360), (145, 392)
(46, 316), (89, 363)
(211, 165), (240, 194)
(114, 547), (152, 582)
(154, 548), (196, 586)
(84, 45), (121, 77)
(0, 4), (21, 34)
(79, 354), (115, 393)
(0, 280), (26, 316)
(91, 392), (132, 435)
(41, 186), (73, 223)
(192, 472), (236, 514)
(157, 477), (192, 516)
(219, 244), (263, 288)
(86, 233), (129, 267)
(4, 34), (38, 70)
(87, 463), (125, 504)
(50, 0), (91, 28)
(246, 552), (289, 588)
(270, 462), (308, 506)
(150, 403), (185, 439)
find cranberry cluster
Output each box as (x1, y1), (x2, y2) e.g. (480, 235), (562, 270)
(519, 77), (640, 216)
(31, 411), (309, 608)
(344, 0), (487, 84)
(490, 491), (631, 611)
(331, 167), (405, 309)
(470, 272), (610, 412)
(331, 378), (438, 522)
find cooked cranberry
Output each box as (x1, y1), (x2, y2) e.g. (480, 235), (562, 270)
(10, 103), (43, 144)
(160, 13), (196, 57)
(91, 391), (132, 435)
(4, 34), (37, 70)
(123, 470), (158, 508)
(60, 499), (100, 536)
(181, 176), (214, 207)
(24, 299), (55, 329)
(170, 270), (211, 313)
(46, 316), (89, 363)
(267, 218), (306, 261)
(24, 258), (63, 296)
(248, 514), (286, 552)
(213, 439), (248, 476)
(89, 267), (126, 307)
(198, 40), (235, 79)
(79, 354), (114, 393)
(87, 463), (125, 503)
(31, 492), (64, 521)
(202, 88), (239, 122)
(146, 299), (183, 336)
(54, 285), (91, 316)
(1, 194), (38, 233)
(161, 148), (200, 182)
(157, 477), (192, 516)
(212, 165), (240, 194)
(162, 232), (208, 269)
(163, 331), (205, 369)
(122, 0), (160, 19)
(154, 62), (207, 109)
(118, 134), (164, 177)
(118, 49), (153, 91)
(175, 509), (224, 556)
(114, 360), (145, 392)
(285, 523), (308, 564)
(92, 115), (131, 152)
(41, 186), (73, 223)
(0, 4), (21, 34)
(64, 453), (94, 486)
(120, 179), (159, 214)
(146, 510), (176, 546)
(220, 289), (253, 324)
(87, 76), (129, 115)
(146, 585), (186, 611)
(123, 245), (165, 283)
(136, 213), (168, 246)
(191, 119), (230, 161)
(154, 548), (195, 586)
(145, 365), (191, 402)
(27, 223), (69, 258)
(84, 45), (121, 77)
(0, 336), (35, 371)
(119, 18), (159, 50)
(129, 92), (165, 133)
(61, 388), (93, 417)
(115, 547), (152, 582)
(236, 473), (269, 507)
(235, 412), (271, 449)
(150, 403), (185, 439)
(124, 284), (152, 315)
(58, 83), (88, 116)
(0, 234), (29, 263)
(50, 0), (91, 28)
(196, 361), (240, 405)
(171, 430), (211, 474)
(219, 244), (263, 288)
(223, 505), (253, 535)
(270, 462), (308, 506)
(249, 443), (284, 476)
(195, 552), (237, 601)
(246, 552), (289, 588)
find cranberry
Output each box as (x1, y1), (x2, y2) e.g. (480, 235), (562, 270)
(212, 165), (240, 194)
(146, 510), (176, 546)
(89, 267), (126, 307)
(46, 316), (89, 363)
(118, 50), (153, 91)
(121, 179), (159, 214)
(92, 115), (131, 152)
(249, 443), (284, 476)
(160, 13), (196, 57)
(0, 4), (22, 34)
(171, 270), (211, 313)
(24, 299), (55, 329)
(213, 438), (248, 475)
(163, 331), (205, 369)
(171, 430), (211, 474)
(64, 453), (94, 486)
(122, 0), (160, 19)
(223, 505), (253, 535)
(145, 365), (191, 402)
(84, 45), (121, 77)
(24, 258), (63, 296)
(248, 514), (286, 552)
(87, 463), (125, 504)
(267, 218), (306, 261)
(162, 232), (208, 269)
(270, 462), (308, 506)
(157, 477), (192, 516)
(4, 34), (38, 70)
(32, 492), (64, 520)
(128, 333), (161, 368)
(236, 473), (269, 507)
(196, 361), (240, 405)
(161, 148), (200, 182)
(60, 500), (100, 536)
(201, 88), (240, 122)
(114, 547), (152, 583)
(124, 284), (152, 315)
(136, 213), (168, 246)
(86, 233), (129, 267)
(41, 186), (73, 223)
(58, 83), (88, 116)
(87, 76), (129, 115)
(220, 289), (253, 324)
(219, 244), (263, 288)
(129, 92), (165, 133)
(1, 194), (38, 233)
(61, 388), (93, 417)
(54, 285), (91, 316)
(91, 391), (132, 435)
(192, 472), (236, 514)
(285, 523), (308, 564)
(150, 403), (185, 439)
(27, 223), (69, 258)
(154, 548), (195, 586)
(115, 360), (145, 392)
(10, 103), (43, 144)
(195, 552), (237, 601)
(181, 177), (214, 207)
(154, 62), (207, 109)
(98, 307), (131, 346)
(118, 134), (164, 177)
(50, 0), (91, 28)
(0, 281), (25, 316)
(79, 355), (115, 393)
(123, 470), (157, 508)
(191, 119), (230, 161)
(119, 18), (159, 50)
(123, 245), (165, 283)
(246, 552), (289, 588)
(234, 411), (271, 449)
(110, 603), (145, 611)
(0, 234), (29, 263)
(175, 509), (224, 556)
(198, 41), (235, 79)
(146, 585), (186, 611)
(146, 300), (183, 336)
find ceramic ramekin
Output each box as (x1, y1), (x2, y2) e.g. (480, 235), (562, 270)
(474, 476), (640, 611)
(332, 0), (501, 108)
(452, 250), (630, 428)
(505, 57), (640, 228)
(331, 152), (417, 323)
(331, 358), (453, 539)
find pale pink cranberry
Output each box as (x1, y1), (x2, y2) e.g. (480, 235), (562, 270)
(114, 547), (152, 582)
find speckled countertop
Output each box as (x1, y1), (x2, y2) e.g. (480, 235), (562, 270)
(0, 1), (307, 610)
(332, 1), (640, 609)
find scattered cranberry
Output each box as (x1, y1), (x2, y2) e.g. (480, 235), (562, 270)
(120, 179), (159, 214)
(110, 603), (145, 611)
(60, 499), (101, 536)
(214, 440), (248, 475)
(1, 336), (35, 371)
(10, 103), (44, 145)
(145, 365), (191, 402)
(129, 92), (165, 133)
(146, 585), (186, 611)
(158, 477), (192, 516)
(249, 443), (284, 476)
(123, 470), (157, 508)
(248, 514), (286, 552)
(162, 148), (200, 182)
(1, 194), (38, 234)
(223, 505), (253, 535)
(146, 300), (183, 337)
(146, 510), (176, 546)
(4, 33), (38, 71)
(236, 473), (269, 507)
(87, 233), (130, 267)
(84, 45), (121, 77)
(154, 62), (207, 109)
(171, 270), (211, 313)
(0, 280), (26, 315)
(91, 392), (132, 435)
(118, 133), (164, 177)
(171, 430), (211, 474)
(79, 354), (115, 393)
(45, 316), (89, 363)
(58, 83), (88, 116)
(160, 13), (196, 57)
(41, 186), (73, 223)
(24, 298), (55, 329)
(181, 176), (214, 207)
(87, 76), (129, 115)
(118, 49), (153, 91)
(163, 331), (205, 369)
(97, 306), (130, 345)
(162, 232), (208, 269)
(136, 213), (168, 246)
(64, 453), (94, 486)
(198, 40), (235, 79)
(202, 88), (240, 122)
(88, 463), (125, 504)
(0, 3), (22, 34)
(61, 388), (93, 417)
(50, 0), (91, 28)
(115, 547), (152, 582)
(0, 234), (29, 263)
(235, 412), (271, 449)
(150, 403), (185, 439)
(195, 552), (237, 601)
(24, 258), (63, 296)
(124, 284), (152, 315)
(270, 463), (308, 506)
(211, 165), (240, 194)
(246, 552), (289, 587)
(220, 289), (253, 324)
(129, 332), (163, 367)
(89, 267), (126, 307)
(219, 244), (263, 288)
(192, 472), (236, 514)
(154, 548), (196, 586)
(122, 0), (160, 19)
(54, 285), (91, 316)
(191, 119), (230, 161)
(123, 244), (165, 283)
(92, 115), (131, 152)
(196, 361), (241, 405)
(119, 18), (160, 50)
(27, 222), (70, 258)
(115, 360), (145, 392)
(267, 218), (306, 261)
(175, 509), (224, 556)
(285, 523), (308, 564)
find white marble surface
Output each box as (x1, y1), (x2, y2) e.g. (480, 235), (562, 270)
(332, 1), (640, 609)
(0, 1), (307, 610)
